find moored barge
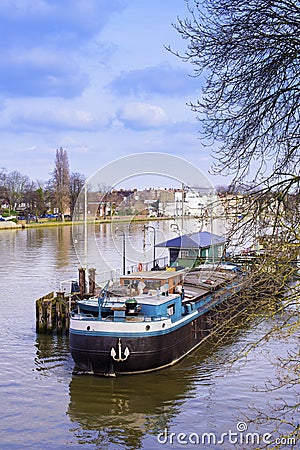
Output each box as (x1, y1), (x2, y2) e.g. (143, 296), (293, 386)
(69, 265), (243, 376)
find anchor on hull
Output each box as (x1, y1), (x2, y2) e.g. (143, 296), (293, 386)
(110, 338), (130, 362)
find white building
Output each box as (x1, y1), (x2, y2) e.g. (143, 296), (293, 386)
(171, 189), (219, 218)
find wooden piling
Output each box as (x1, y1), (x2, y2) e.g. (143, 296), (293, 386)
(46, 300), (53, 333)
(36, 299), (46, 333)
(36, 292), (54, 333)
(56, 300), (63, 332)
(65, 301), (70, 331)
(79, 268), (86, 295)
(89, 268), (96, 295)
(35, 291), (76, 334)
(56, 291), (64, 332)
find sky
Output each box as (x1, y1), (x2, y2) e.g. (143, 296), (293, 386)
(0, 0), (227, 189)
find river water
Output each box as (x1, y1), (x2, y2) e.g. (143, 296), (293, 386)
(0, 222), (298, 449)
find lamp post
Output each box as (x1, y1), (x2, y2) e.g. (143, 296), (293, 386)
(115, 228), (126, 275)
(144, 225), (156, 268)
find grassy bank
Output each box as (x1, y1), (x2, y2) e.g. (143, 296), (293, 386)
(0, 216), (172, 230)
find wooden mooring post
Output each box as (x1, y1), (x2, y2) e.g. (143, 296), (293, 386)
(36, 291), (76, 334)
(36, 267), (98, 334)
(89, 268), (96, 296)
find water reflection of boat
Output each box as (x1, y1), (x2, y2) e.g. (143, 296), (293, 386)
(67, 321), (250, 450)
(68, 374), (178, 448)
(70, 264), (243, 376)
(67, 355), (202, 449)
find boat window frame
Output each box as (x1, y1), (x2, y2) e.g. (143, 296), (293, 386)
(167, 304), (175, 316)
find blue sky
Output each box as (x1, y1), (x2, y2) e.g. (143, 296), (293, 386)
(0, 0), (226, 187)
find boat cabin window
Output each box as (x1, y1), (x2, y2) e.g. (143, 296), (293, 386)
(144, 280), (161, 291)
(167, 304), (175, 316)
(123, 279), (161, 293)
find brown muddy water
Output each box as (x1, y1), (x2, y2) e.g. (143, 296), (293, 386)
(0, 223), (298, 449)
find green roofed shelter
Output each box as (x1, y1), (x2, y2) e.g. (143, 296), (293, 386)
(156, 231), (226, 268)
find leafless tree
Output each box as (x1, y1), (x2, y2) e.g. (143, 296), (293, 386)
(171, 0), (300, 186)
(52, 147), (70, 221)
(172, 1), (300, 446)
(5, 170), (30, 213)
(70, 172), (86, 217)
(0, 168), (7, 204)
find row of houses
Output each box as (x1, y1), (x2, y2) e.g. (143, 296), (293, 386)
(2, 185), (246, 223)
(86, 188), (245, 221)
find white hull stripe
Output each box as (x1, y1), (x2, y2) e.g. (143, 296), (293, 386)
(70, 310), (198, 337)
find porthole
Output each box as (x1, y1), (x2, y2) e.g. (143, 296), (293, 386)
(162, 323), (165, 329)
(87, 326), (90, 331)
(145, 325), (150, 331)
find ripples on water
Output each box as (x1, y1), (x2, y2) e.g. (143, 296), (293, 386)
(0, 226), (298, 449)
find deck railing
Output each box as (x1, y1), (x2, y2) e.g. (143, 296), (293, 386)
(94, 256), (169, 285)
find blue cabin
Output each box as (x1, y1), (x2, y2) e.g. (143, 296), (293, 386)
(138, 295), (183, 322)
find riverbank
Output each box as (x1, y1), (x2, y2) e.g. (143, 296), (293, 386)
(0, 220), (22, 230)
(0, 216), (172, 230)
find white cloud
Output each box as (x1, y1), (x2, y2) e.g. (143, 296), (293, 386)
(118, 102), (168, 129)
(10, 105), (108, 131)
(0, 0), (125, 98)
(109, 63), (201, 97)
(0, 0), (220, 186)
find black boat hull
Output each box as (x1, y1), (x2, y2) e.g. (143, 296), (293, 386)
(70, 307), (223, 375)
